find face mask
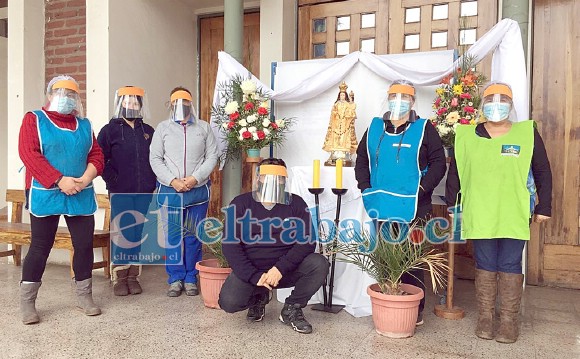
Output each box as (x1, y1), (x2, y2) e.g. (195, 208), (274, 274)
(121, 107), (142, 119)
(54, 96), (77, 115)
(483, 103), (511, 122)
(388, 100), (411, 116)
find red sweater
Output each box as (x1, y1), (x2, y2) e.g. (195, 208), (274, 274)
(18, 108), (104, 190)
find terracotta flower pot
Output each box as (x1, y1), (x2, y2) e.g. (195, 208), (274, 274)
(195, 259), (232, 309)
(367, 283), (425, 338)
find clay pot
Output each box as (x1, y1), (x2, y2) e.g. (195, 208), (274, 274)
(367, 283), (425, 338)
(195, 259), (232, 309)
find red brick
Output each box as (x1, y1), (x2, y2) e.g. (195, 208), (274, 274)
(78, 27), (86, 35)
(53, 28), (78, 37)
(77, 7), (86, 16)
(45, 1), (66, 11)
(67, 0), (86, 7)
(45, 38), (65, 46)
(75, 74), (86, 82)
(65, 36), (85, 44)
(49, 57), (65, 65)
(46, 67), (57, 76)
(46, 19), (66, 29)
(55, 65), (78, 74)
(53, 10), (80, 19)
(65, 55), (85, 64)
(54, 46), (78, 55)
(45, 49), (55, 56)
(65, 17), (85, 27)
(79, 65), (86, 72)
(45, 30), (54, 38)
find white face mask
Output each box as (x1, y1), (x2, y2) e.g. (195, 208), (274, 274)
(483, 102), (511, 122)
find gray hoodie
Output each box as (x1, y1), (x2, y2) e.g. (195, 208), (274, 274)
(149, 118), (218, 187)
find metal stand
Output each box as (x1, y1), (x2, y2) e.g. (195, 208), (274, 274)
(311, 188), (346, 314)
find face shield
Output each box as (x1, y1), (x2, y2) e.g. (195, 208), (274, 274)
(481, 84), (516, 123)
(387, 84), (415, 121)
(170, 90), (197, 123)
(252, 164), (292, 205)
(46, 79), (84, 117)
(112, 87), (149, 120)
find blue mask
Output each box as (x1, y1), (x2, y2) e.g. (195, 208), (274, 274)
(56, 96), (77, 115)
(388, 100), (411, 116)
(483, 103), (510, 122)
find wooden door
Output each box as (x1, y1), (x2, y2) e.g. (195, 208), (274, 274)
(199, 12), (260, 217)
(528, 0), (580, 289)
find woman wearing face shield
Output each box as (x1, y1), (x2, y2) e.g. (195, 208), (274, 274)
(97, 86), (157, 296)
(149, 87), (218, 297)
(446, 82), (552, 343)
(17, 75), (105, 324)
(355, 80), (447, 326)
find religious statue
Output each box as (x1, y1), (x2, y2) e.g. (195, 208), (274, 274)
(323, 81), (358, 166)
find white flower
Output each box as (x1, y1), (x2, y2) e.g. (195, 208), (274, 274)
(437, 124), (450, 135)
(252, 132), (260, 140)
(466, 115), (471, 120)
(262, 119), (271, 127)
(238, 135), (244, 141)
(248, 126), (257, 133)
(238, 119), (248, 127)
(247, 115), (257, 123)
(221, 122), (229, 129)
(275, 119), (285, 128)
(260, 101), (270, 109)
(263, 128), (270, 136)
(240, 80), (257, 95)
(468, 101), (473, 106)
(224, 101), (239, 115)
(239, 127), (248, 135)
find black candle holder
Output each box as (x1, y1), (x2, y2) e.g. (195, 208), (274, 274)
(311, 187), (347, 314)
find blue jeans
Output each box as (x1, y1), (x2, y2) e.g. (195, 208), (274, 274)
(473, 239), (526, 274)
(164, 202), (209, 284)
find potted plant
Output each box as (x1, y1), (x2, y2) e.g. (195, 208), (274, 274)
(336, 222), (448, 338)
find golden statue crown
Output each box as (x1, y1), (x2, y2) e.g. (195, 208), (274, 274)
(339, 81), (348, 92)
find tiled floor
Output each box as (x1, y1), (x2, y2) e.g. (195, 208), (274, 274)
(1, 262), (579, 359)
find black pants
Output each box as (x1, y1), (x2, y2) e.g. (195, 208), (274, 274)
(22, 214), (95, 282)
(219, 253), (329, 313)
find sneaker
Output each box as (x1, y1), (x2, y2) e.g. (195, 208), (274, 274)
(247, 292), (271, 322)
(279, 303), (313, 334)
(184, 283), (199, 296)
(167, 281), (183, 297)
(416, 312), (424, 326)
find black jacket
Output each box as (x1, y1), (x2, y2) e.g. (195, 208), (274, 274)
(97, 118), (157, 193)
(355, 111), (447, 212)
(445, 123), (552, 216)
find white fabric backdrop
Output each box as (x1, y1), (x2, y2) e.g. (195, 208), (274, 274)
(211, 19), (529, 164)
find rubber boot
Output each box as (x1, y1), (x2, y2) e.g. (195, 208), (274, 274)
(20, 282), (41, 325)
(474, 269), (497, 340)
(496, 272), (524, 344)
(73, 278), (102, 316)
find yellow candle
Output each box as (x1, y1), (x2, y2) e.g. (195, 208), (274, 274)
(313, 160), (320, 188)
(336, 159), (343, 189)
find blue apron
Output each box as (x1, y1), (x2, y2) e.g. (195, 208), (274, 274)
(362, 117), (427, 222)
(28, 110), (98, 217)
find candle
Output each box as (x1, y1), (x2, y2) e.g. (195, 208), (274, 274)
(313, 160), (320, 188)
(336, 159), (343, 189)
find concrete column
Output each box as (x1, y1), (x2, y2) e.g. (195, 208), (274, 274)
(501, 0), (530, 58)
(259, 0), (297, 85)
(7, 0), (45, 190)
(221, 0), (244, 206)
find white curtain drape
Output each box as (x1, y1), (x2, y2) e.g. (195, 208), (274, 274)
(211, 18), (528, 164)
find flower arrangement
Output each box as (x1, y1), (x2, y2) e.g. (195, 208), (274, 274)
(431, 56), (486, 148)
(212, 76), (292, 160)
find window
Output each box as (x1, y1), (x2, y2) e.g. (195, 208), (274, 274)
(361, 38), (375, 53)
(460, 1), (478, 16)
(361, 13), (376, 28)
(336, 41), (350, 56)
(432, 4), (449, 20)
(405, 8), (421, 23)
(459, 29), (477, 45)
(313, 43), (326, 58)
(432, 32), (448, 48)
(313, 18), (326, 33)
(404, 34), (420, 50)
(337, 16), (350, 31)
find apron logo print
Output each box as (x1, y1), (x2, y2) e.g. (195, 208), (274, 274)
(501, 144), (521, 157)
(144, 133), (150, 140)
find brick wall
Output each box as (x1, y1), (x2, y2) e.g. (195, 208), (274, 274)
(45, 0), (86, 101)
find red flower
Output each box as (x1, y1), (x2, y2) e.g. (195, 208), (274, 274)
(229, 112), (240, 120)
(258, 107), (268, 115)
(271, 123), (278, 130)
(451, 97), (459, 107)
(242, 131), (252, 139)
(437, 108), (447, 116)
(441, 75), (452, 85)
(463, 106), (475, 113)
(460, 118), (469, 124)
(460, 93), (471, 99)
(227, 122), (235, 129)
(256, 130), (265, 140)
(434, 98), (441, 107)
(244, 102), (254, 111)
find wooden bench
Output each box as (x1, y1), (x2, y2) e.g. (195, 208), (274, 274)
(0, 189), (110, 278)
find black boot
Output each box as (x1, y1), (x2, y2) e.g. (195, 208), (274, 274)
(247, 292), (271, 322)
(279, 303), (313, 334)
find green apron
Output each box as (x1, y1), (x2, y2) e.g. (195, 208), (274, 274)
(455, 121), (534, 240)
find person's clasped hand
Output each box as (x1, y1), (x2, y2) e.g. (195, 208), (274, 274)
(256, 273), (272, 290)
(58, 176), (80, 195)
(264, 266), (283, 288)
(170, 178), (188, 193)
(182, 176), (198, 191)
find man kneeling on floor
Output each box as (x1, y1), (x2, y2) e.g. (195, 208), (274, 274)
(218, 158), (329, 334)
